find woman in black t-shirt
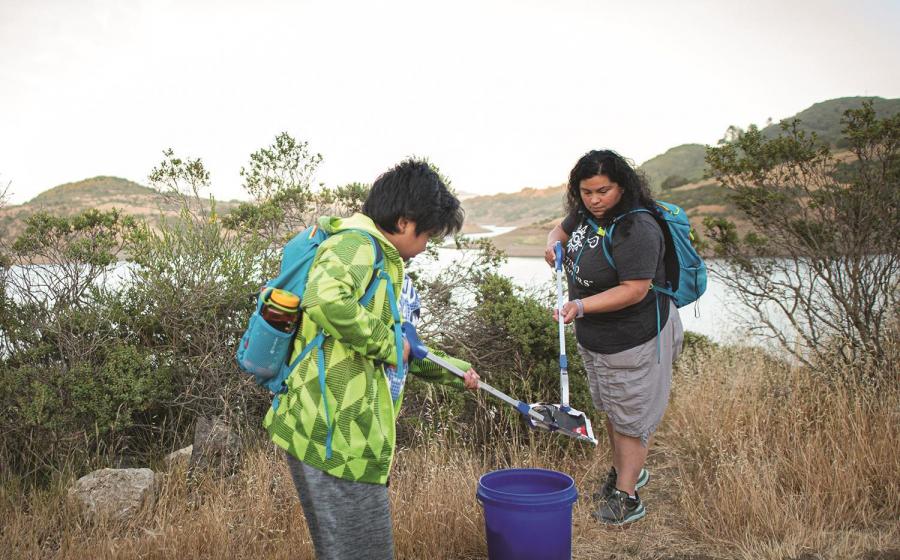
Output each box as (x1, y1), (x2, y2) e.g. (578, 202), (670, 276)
(545, 150), (684, 526)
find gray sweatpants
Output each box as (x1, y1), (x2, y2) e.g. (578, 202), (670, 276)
(285, 453), (394, 560)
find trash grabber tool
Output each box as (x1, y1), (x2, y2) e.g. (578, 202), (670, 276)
(403, 323), (596, 444)
(402, 322), (547, 424)
(529, 242), (598, 445)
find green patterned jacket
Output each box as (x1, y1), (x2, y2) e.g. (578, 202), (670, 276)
(264, 213), (470, 484)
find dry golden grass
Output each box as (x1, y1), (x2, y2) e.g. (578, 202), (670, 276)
(663, 346), (900, 560)
(2, 343), (898, 559)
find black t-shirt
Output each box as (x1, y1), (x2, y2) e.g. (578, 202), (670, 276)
(560, 210), (670, 354)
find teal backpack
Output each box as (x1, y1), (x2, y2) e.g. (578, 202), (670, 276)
(236, 224), (403, 415)
(580, 200), (707, 308)
(576, 201), (706, 361)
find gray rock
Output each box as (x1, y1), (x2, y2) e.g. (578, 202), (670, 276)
(68, 468), (157, 523)
(189, 416), (242, 477)
(164, 445), (193, 469)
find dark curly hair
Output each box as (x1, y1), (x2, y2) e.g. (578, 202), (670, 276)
(565, 149), (656, 227)
(363, 159), (464, 237)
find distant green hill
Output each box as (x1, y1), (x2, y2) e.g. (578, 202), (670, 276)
(461, 185), (566, 227)
(638, 144), (708, 192)
(761, 96), (900, 147)
(637, 97), (900, 193)
(466, 95), (900, 256)
(29, 176), (156, 207)
(0, 176), (238, 240)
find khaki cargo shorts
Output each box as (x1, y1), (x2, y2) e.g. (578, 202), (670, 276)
(577, 300), (684, 446)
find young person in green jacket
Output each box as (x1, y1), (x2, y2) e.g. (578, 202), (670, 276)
(264, 159), (479, 560)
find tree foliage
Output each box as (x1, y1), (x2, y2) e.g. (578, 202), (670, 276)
(223, 133), (322, 253)
(0, 208), (163, 473)
(222, 133), (369, 270)
(705, 102), (899, 373)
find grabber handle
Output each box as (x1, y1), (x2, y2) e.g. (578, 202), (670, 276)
(402, 321), (429, 361)
(554, 241), (569, 408)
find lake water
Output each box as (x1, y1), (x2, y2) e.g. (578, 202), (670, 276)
(415, 247), (745, 345)
(431, 224), (752, 344)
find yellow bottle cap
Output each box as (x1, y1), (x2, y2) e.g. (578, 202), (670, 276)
(270, 289), (300, 309)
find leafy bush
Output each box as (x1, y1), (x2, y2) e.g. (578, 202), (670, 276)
(662, 174), (689, 190)
(0, 337), (173, 474)
(681, 330), (716, 353)
(0, 209), (163, 474)
(400, 243), (593, 449)
(472, 274), (592, 411)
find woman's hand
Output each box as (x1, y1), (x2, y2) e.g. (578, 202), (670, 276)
(544, 243), (557, 267)
(552, 301), (579, 324)
(463, 369), (480, 391)
(545, 225), (569, 267)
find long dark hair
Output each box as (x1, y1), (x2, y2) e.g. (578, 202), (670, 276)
(565, 150), (656, 226)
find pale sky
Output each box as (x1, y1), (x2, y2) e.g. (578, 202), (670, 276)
(2, 0), (899, 204)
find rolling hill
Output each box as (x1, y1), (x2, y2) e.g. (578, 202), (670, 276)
(460, 185), (567, 227)
(637, 96), (900, 195)
(639, 143), (708, 192)
(461, 95), (899, 256)
(761, 96), (900, 147)
(0, 176), (239, 240)
(28, 176), (157, 207)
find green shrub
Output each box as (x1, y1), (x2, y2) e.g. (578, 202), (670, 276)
(682, 330), (716, 353)
(400, 261), (593, 450)
(662, 174), (689, 190)
(0, 342), (173, 474)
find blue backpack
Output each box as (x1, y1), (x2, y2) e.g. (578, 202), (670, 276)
(236, 224), (401, 411)
(584, 201), (707, 308)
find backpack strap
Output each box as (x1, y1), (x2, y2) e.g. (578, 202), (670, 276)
(597, 209), (652, 271)
(382, 269), (404, 397)
(358, 232), (385, 306)
(597, 209), (670, 364)
(270, 330), (325, 413)
(350, 232), (401, 387)
(569, 218), (606, 285)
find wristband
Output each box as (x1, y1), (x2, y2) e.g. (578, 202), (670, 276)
(574, 298), (585, 318)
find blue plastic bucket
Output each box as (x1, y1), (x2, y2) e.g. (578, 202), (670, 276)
(477, 468), (578, 560)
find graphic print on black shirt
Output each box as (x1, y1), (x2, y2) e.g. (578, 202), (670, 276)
(560, 210), (671, 354)
(564, 220), (604, 289)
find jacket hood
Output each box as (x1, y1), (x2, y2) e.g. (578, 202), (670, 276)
(317, 213), (400, 262)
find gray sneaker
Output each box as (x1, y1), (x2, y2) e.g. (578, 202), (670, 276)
(593, 467), (650, 501)
(593, 489), (646, 526)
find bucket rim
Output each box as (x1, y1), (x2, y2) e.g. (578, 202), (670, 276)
(477, 468), (577, 505)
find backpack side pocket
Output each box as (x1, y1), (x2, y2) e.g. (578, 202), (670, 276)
(236, 311), (294, 385)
